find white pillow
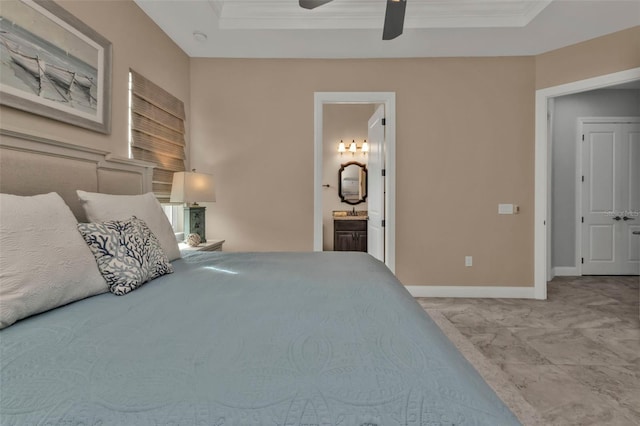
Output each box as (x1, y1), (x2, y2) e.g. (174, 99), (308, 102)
(77, 191), (180, 261)
(0, 192), (108, 329)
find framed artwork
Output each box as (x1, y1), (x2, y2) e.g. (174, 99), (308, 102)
(0, 0), (112, 134)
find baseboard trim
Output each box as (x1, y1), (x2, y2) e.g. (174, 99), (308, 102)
(553, 267), (579, 276)
(406, 285), (536, 299)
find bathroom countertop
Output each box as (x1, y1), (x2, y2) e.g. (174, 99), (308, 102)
(333, 211), (368, 220)
(333, 215), (369, 221)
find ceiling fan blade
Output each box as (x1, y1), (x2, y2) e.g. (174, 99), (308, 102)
(299, 0), (333, 10)
(382, 0), (407, 40)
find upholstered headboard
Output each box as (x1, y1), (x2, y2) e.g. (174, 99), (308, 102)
(0, 129), (155, 222)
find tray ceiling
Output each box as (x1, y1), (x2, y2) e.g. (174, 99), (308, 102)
(133, 0), (640, 58)
(210, 0), (551, 30)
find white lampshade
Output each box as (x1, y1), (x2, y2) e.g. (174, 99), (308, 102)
(170, 171), (216, 203)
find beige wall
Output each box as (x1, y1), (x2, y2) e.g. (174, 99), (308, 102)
(191, 27), (638, 287)
(190, 57), (536, 286)
(536, 26), (640, 89)
(0, 0), (190, 158)
(322, 104), (371, 251)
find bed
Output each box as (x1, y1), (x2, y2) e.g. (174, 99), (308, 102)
(0, 131), (520, 426)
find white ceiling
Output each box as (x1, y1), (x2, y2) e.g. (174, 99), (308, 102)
(134, 0), (640, 58)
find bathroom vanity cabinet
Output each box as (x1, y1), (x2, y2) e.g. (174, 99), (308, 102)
(334, 219), (367, 252)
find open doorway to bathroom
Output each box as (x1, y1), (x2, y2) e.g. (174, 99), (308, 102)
(320, 103), (372, 252)
(313, 92), (396, 273)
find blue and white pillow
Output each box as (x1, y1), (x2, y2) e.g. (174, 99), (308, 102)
(77, 216), (173, 295)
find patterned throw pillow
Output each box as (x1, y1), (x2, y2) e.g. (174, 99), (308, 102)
(77, 216), (174, 295)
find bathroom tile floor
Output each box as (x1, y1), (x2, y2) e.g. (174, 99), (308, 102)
(417, 276), (640, 426)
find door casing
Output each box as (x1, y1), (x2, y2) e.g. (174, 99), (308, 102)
(313, 92), (396, 273)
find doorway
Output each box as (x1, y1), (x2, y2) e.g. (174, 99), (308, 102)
(313, 92), (396, 273)
(549, 89), (640, 278)
(534, 67), (640, 299)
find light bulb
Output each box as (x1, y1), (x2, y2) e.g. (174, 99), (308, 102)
(361, 139), (369, 153)
(349, 140), (357, 154)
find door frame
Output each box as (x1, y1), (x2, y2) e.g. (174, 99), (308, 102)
(313, 92), (396, 273)
(535, 67), (640, 299)
(576, 117), (640, 275)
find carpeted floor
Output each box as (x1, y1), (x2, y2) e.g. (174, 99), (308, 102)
(417, 276), (639, 426)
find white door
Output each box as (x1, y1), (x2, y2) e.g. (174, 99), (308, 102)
(627, 124), (640, 274)
(582, 121), (640, 275)
(367, 105), (385, 262)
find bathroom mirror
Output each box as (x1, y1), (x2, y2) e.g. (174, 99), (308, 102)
(339, 161), (367, 205)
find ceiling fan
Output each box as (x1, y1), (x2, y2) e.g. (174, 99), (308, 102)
(299, 0), (407, 40)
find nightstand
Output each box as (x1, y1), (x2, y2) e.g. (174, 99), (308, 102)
(179, 239), (225, 252)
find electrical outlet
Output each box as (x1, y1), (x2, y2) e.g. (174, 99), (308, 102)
(465, 256), (473, 267)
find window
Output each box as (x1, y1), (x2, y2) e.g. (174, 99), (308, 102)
(128, 70), (187, 234)
(128, 70), (186, 202)
(162, 204), (184, 241)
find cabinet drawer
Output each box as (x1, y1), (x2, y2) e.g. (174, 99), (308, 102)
(334, 219), (367, 231)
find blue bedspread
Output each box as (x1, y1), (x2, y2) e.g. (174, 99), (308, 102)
(0, 252), (520, 425)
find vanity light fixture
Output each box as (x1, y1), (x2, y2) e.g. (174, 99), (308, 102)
(338, 139), (368, 155)
(349, 140), (357, 155)
(338, 140), (346, 155)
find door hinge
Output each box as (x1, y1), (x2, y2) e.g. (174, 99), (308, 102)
(581, 216), (584, 223)
(381, 219), (386, 228)
(381, 118), (386, 126)
(581, 257), (584, 264)
(582, 134), (585, 141)
(581, 175), (584, 182)
(382, 169), (386, 177)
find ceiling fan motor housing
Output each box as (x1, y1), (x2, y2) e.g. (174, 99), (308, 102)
(299, 0), (407, 40)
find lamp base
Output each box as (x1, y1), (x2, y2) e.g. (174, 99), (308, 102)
(183, 206), (206, 243)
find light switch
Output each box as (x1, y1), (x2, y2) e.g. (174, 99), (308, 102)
(465, 256), (473, 267)
(498, 204), (514, 214)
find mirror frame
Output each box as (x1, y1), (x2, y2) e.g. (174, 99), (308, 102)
(338, 161), (368, 205)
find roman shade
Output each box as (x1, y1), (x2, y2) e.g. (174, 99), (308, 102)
(129, 70), (186, 202)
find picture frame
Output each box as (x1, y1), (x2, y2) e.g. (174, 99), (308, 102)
(0, 0), (112, 134)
